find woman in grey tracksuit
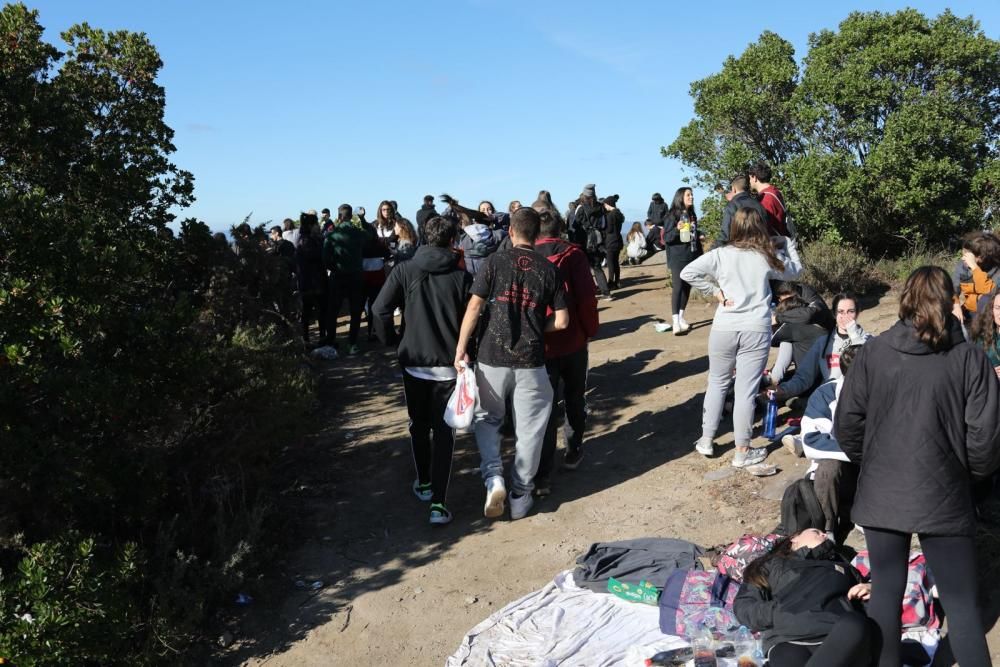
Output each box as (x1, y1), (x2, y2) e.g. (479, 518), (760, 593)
(680, 207), (802, 467)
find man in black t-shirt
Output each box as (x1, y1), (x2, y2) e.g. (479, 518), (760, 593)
(454, 207), (569, 521)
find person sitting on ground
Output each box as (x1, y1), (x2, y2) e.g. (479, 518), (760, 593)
(955, 231), (1000, 320)
(799, 344), (864, 544)
(681, 207), (802, 468)
(768, 282), (835, 385)
(372, 216), (472, 525)
(625, 222), (648, 265)
(971, 289), (1000, 377)
(749, 161), (789, 237)
(771, 294), (871, 403)
(713, 175), (767, 249)
(454, 207), (569, 521)
(533, 204), (599, 496)
(734, 528), (874, 667)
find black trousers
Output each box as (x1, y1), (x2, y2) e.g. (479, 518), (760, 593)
(327, 273), (364, 345)
(812, 460), (859, 544)
(536, 347), (589, 482)
(667, 259), (692, 315)
(865, 528), (989, 667)
(364, 280), (384, 340)
(769, 611), (874, 666)
(605, 245), (621, 287)
(301, 290), (327, 342)
(401, 372), (456, 505)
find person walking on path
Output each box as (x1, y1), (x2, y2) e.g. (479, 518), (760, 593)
(835, 266), (1000, 667)
(373, 216), (471, 525)
(680, 208), (802, 467)
(454, 207), (569, 521)
(532, 205), (599, 495)
(323, 204), (368, 354)
(661, 187), (704, 334)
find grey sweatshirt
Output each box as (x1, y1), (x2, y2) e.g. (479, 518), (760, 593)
(679, 240), (803, 333)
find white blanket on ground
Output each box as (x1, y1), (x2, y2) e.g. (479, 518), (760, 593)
(446, 570), (939, 667)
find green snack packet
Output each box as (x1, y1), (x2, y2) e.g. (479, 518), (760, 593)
(607, 577), (661, 605)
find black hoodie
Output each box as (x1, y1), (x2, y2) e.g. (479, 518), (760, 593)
(372, 245), (472, 368)
(835, 317), (1000, 536)
(734, 541), (863, 652)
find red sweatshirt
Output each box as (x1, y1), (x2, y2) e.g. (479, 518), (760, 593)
(535, 237), (599, 358)
(757, 185), (789, 237)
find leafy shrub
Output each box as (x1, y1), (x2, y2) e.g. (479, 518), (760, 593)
(873, 247), (955, 286)
(800, 240), (883, 295)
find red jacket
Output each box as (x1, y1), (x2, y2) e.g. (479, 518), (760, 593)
(757, 186), (789, 237)
(535, 237), (599, 358)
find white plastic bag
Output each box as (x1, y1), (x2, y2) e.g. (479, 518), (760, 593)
(444, 364), (478, 429)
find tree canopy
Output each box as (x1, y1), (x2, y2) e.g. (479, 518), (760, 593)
(664, 9), (1000, 254)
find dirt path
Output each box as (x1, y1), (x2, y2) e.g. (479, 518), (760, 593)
(224, 256), (998, 666)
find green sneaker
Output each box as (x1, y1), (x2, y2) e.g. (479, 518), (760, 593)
(348, 344), (361, 355)
(429, 503), (452, 525)
(412, 480), (432, 502)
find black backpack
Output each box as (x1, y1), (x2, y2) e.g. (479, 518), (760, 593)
(774, 478), (826, 536)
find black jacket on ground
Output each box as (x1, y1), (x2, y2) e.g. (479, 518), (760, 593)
(372, 246), (472, 368)
(734, 541), (864, 652)
(834, 318), (1000, 536)
(714, 191), (768, 249)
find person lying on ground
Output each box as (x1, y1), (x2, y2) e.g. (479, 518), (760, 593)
(734, 528), (874, 667)
(769, 294), (870, 402)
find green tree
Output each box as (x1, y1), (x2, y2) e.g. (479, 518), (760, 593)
(664, 9), (1000, 254)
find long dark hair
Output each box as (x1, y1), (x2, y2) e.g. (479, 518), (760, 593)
(375, 199), (396, 231)
(970, 290), (1000, 353)
(743, 536), (794, 590)
(899, 266), (955, 351)
(669, 187), (697, 222)
(730, 208), (784, 271)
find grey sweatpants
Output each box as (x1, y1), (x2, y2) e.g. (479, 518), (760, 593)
(702, 329), (771, 447)
(474, 363), (554, 495)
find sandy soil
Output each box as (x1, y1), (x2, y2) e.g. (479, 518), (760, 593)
(223, 255), (1000, 666)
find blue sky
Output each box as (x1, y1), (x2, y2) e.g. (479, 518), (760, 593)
(28, 0), (1000, 230)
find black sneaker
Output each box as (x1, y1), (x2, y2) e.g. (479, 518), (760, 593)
(563, 448), (584, 470)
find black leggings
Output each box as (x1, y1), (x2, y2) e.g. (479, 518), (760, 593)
(605, 246), (621, 286)
(865, 528), (989, 667)
(668, 261), (692, 315)
(401, 373), (455, 505)
(769, 611), (873, 666)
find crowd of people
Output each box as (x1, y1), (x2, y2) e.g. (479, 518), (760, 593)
(261, 160), (1000, 666)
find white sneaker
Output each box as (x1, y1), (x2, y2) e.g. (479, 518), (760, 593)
(694, 437), (714, 457)
(672, 314), (682, 336)
(678, 312), (691, 331)
(509, 492), (534, 520)
(732, 447), (768, 468)
(654, 322), (673, 333)
(483, 476), (507, 519)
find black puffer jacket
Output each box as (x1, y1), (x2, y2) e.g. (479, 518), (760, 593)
(734, 541), (864, 652)
(647, 199), (668, 226)
(835, 318), (1000, 536)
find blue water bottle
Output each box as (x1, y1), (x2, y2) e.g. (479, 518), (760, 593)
(763, 390), (778, 440)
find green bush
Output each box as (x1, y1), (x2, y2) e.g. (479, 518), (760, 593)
(800, 240), (883, 295)
(0, 5), (314, 663)
(873, 247), (956, 286)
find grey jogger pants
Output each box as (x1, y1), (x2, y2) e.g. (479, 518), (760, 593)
(474, 363), (554, 495)
(701, 329), (771, 447)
